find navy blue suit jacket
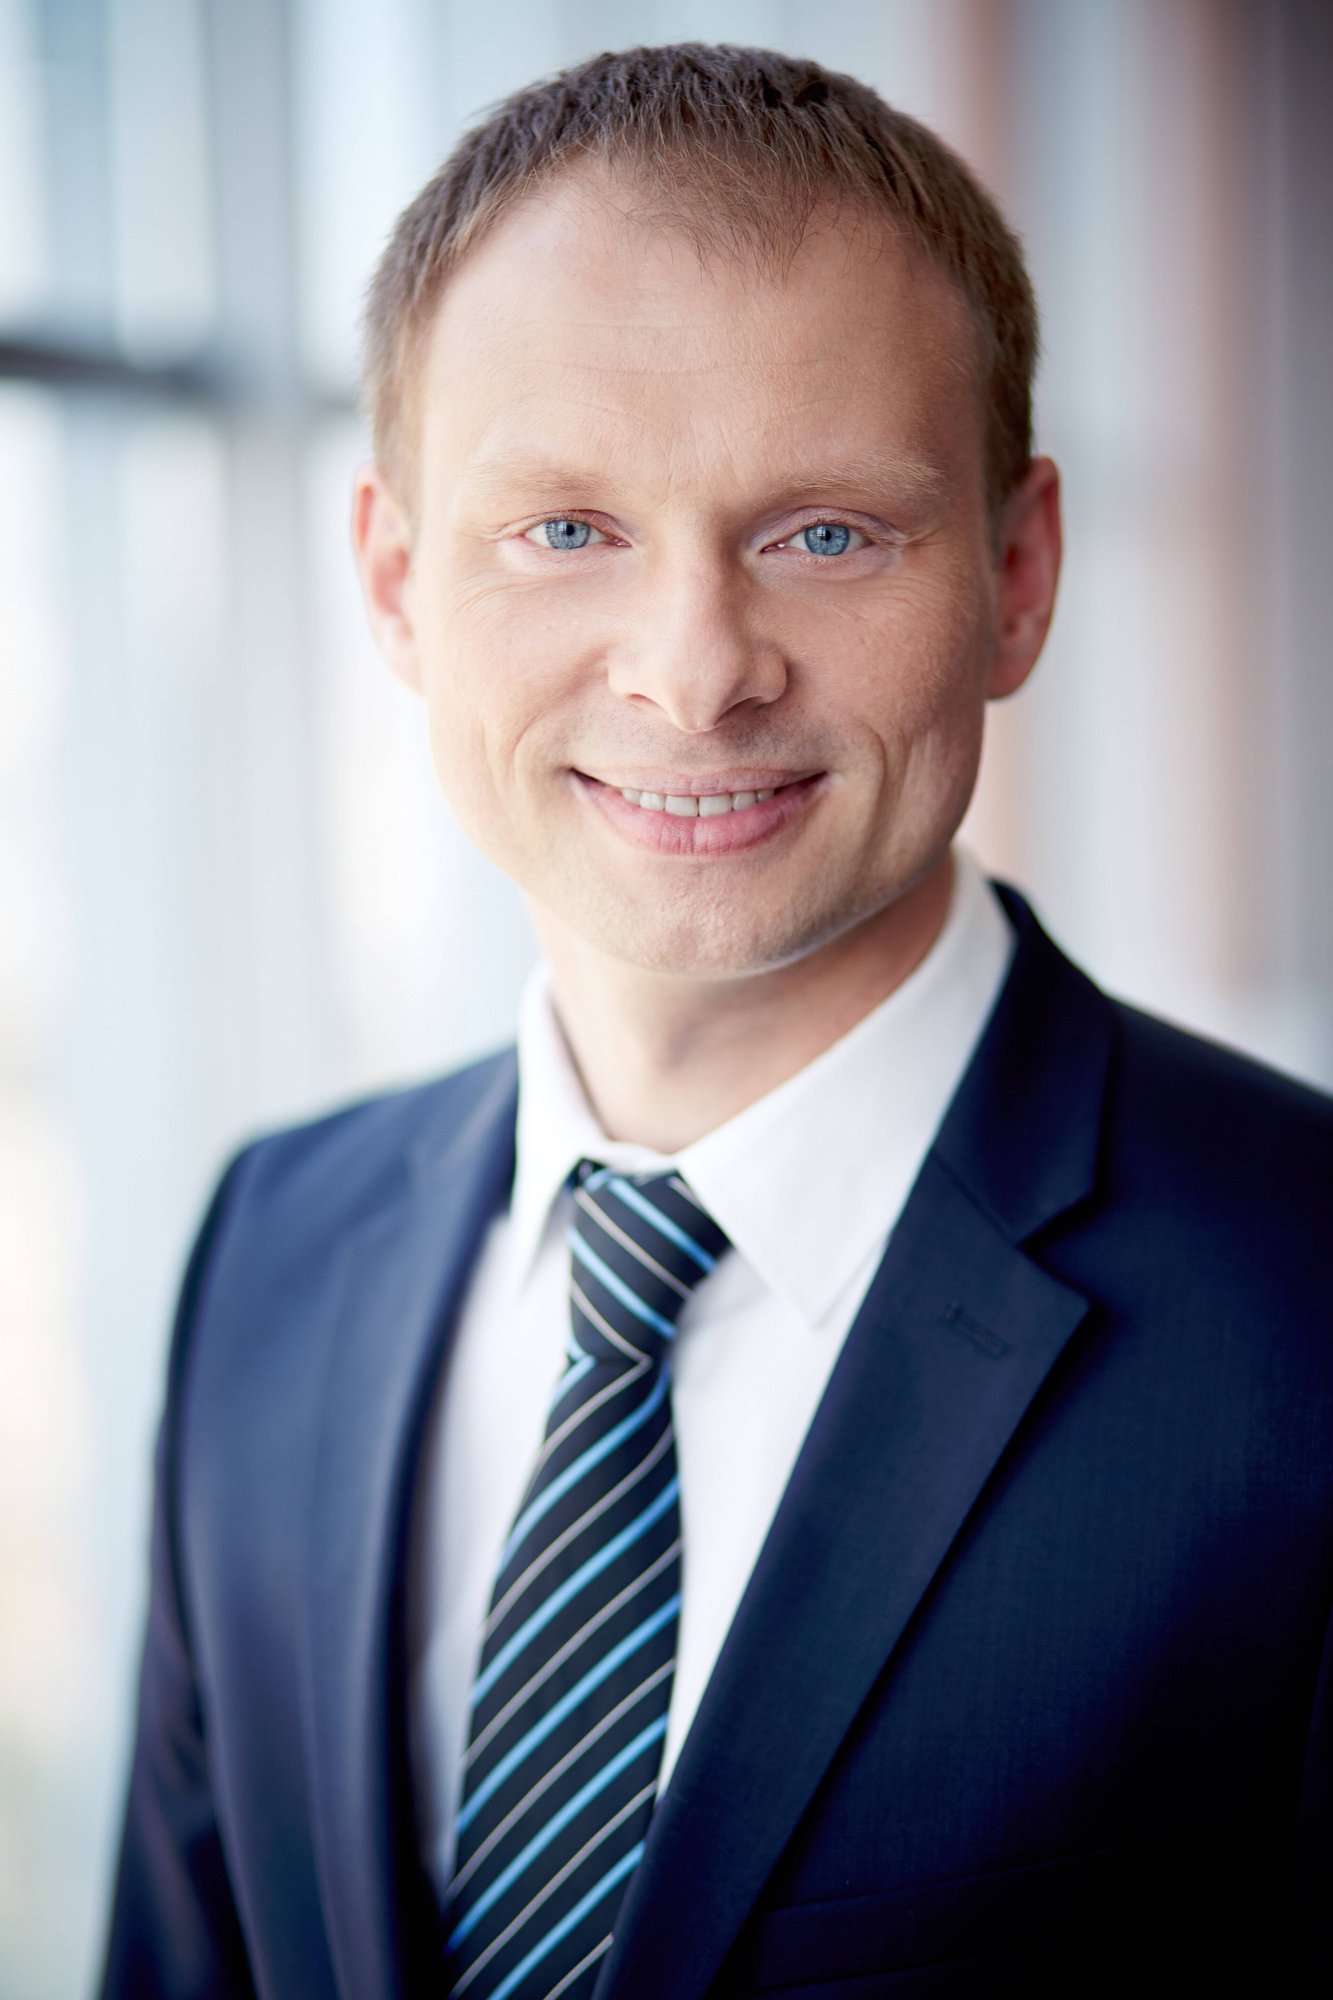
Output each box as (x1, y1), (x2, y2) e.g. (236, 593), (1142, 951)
(100, 887), (1333, 1996)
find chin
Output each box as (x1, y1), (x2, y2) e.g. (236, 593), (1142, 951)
(573, 887), (876, 983)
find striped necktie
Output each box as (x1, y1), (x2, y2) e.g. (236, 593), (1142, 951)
(442, 1161), (729, 2000)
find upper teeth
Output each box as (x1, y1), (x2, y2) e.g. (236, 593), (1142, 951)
(619, 787), (777, 816)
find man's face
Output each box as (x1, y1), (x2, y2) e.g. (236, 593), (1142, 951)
(356, 172), (1056, 982)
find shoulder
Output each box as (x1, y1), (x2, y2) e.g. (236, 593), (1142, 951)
(990, 881), (1333, 1213)
(161, 1044), (519, 1499)
(185, 1045), (518, 1330)
(982, 882), (1332, 1317)
(966, 897), (1333, 1525)
(223, 1043), (518, 1226)
(1103, 993), (1333, 1233)
(1023, 951), (1333, 1382)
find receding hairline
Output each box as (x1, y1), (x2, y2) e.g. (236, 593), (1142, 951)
(362, 45), (1039, 530)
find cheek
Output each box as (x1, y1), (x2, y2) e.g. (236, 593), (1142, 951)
(415, 579), (586, 819)
(823, 566), (995, 757)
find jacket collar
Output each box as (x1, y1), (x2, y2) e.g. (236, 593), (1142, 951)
(932, 880), (1112, 1244)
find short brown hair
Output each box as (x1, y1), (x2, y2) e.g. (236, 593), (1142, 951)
(362, 42), (1038, 522)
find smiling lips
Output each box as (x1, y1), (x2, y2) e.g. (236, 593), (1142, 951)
(577, 769), (825, 854)
(618, 785), (777, 817)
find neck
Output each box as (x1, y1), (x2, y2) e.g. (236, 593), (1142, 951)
(531, 853), (956, 1153)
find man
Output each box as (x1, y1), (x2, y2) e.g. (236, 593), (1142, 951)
(101, 42), (1331, 2000)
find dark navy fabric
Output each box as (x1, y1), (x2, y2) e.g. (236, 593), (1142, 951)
(98, 886), (1333, 1998)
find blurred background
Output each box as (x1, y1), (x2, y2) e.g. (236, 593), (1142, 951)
(1, 0), (1330, 1992)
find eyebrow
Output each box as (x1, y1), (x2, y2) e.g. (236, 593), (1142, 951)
(463, 447), (949, 511)
(466, 454), (610, 498)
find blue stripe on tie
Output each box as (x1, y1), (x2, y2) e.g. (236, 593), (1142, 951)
(501, 1367), (669, 1571)
(486, 1842), (645, 2000)
(474, 1480), (680, 1706)
(456, 1594), (681, 1836)
(608, 1177), (717, 1273)
(568, 1230), (678, 1340)
(449, 1723), (664, 1947)
(551, 1353), (595, 1406)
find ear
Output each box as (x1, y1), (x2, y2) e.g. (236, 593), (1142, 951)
(986, 455), (1062, 701)
(350, 463), (422, 694)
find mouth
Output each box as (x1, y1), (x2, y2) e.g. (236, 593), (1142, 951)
(615, 781), (788, 818)
(572, 768), (827, 854)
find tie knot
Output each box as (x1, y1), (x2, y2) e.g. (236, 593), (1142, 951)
(567, 1161), (729, 1367)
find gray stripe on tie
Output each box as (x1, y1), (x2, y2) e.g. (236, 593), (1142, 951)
(544, 1935), (613, 2000)
(575, 1186), (691, 1297)
(451, 1785), (653, 1993)
(530, 1359), (646, 1483)
(462, 1539), (682, 1767)
(569, 1278), (647, 1365)
(483, 1424), (674, 1641)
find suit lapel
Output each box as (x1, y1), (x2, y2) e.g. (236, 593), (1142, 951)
(598, 888), (1115, 2000)
(299, 1053), (519, 2000)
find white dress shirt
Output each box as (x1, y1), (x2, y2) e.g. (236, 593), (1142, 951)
(406, 847), (1015, 1898)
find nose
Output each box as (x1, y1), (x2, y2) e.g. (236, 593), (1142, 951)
(606, 552), (788, 732)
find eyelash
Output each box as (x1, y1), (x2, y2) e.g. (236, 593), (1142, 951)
(519, 515), (877, 558)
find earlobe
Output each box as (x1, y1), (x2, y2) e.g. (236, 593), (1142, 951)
(986, 455), (1062, 702)
(350, 464), (423, 694)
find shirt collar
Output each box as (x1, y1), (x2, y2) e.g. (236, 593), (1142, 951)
(508, 847), (1015, 1325)
(508, 970), (673, 1289)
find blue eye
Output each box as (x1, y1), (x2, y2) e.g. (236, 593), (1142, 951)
(794, 522), (858, 557)
(525, 518), (601, 550)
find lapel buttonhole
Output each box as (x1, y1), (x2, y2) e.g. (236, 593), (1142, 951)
(943, 1301), (1010, 1358)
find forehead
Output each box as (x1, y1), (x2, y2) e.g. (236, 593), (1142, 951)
(419, 169), (982, 501)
